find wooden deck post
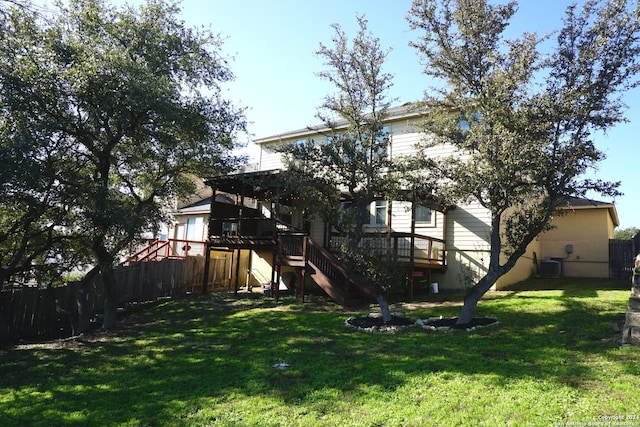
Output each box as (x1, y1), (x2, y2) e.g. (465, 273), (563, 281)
(270, 249), (277, 298)
(410, 195), (417, 299)
(300, 236), (308, 303)
(275, 263), (281, 302)
(386, 199), (392, 254)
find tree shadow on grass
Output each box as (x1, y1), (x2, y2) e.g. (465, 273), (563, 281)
(0, 292), (635, 425)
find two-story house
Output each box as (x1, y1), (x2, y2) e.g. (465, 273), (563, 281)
(201, 104), (619, 304)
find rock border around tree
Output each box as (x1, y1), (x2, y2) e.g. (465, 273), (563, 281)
(417, 316), (499, 332)
(345, 313), (499, 333)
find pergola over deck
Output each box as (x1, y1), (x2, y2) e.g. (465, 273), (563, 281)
(205, 169), (301, 248)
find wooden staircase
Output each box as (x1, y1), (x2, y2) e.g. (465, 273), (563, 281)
(121, 239), (205, 266)
(276, 233), (376, 307)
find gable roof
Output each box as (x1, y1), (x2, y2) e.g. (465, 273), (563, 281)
(175, 197), (211, 215)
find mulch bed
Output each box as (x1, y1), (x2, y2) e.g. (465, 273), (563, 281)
(347, 315), (416, 329)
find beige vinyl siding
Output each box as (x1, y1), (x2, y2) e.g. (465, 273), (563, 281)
(258, 143), (286, 171)
(389, 201), (412, 232)
(496, 239), (540, 289)
(389, 201), (445, 240)
(446, 202), (491, 251)
(388, 118), (422, 157)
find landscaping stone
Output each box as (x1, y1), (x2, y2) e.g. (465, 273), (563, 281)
(625, 310), (640, 327)
(622, 295), (640, 344)
(621, 260), (640, 345)
(417, 316), (499, 332)
(629, 296), (640, 311)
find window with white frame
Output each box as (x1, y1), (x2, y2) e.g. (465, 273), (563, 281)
(290, 138), (308, 168)
(415, 205), (434, 226)
(373, 125), (390, 160)
(372, 200), (387, 226)
(186, 217), (204, 241)
(357, 125), (390, 161)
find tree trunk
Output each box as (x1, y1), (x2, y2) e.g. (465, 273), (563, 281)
(456, 272), (498, 325)
(77, 281), (90, 333)
(0, 311), (8, 348)
(77, 267), (99, 333)
(376, 293), (392, 323)
(48, 284), (79, 336)
(100, 263), (118, 330)
(349, 198), (369, 250)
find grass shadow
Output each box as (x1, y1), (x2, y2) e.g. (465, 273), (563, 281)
(1, 288), (638, 426)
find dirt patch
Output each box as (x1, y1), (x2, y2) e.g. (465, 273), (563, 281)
(9, 330), (116, 351)
(397, 300), (464, 310)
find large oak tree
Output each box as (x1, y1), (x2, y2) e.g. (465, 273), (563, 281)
(0, 0), (245, 328)
(408, 0), (640, 324)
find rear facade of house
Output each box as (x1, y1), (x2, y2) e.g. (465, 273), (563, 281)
(200, 104), (619, 303)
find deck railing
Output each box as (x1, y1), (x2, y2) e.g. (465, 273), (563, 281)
(329, 232), (446, 267)
(122, 239), (206, 265)
(279, 232), (306, 258)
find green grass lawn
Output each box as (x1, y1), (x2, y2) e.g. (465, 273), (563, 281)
(1, 279), (639, 426)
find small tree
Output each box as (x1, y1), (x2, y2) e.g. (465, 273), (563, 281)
(280, 16), (405, 322)
(614, 227), (639, 240)
(408, 0), (640, 324)
(0, 0), (245, 328)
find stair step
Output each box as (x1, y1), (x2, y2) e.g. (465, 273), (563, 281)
(277, 256), (305, 268)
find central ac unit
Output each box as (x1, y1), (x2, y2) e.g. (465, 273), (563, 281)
(540, 259), (561, 277)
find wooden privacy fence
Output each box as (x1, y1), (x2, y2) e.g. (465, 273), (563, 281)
(609, 234), (640, 278)
(0, 256), (205, 344)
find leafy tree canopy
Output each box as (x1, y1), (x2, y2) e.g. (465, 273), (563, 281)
(408, 0), (640, 324)
(0, 0), (246, 328)
(277, 16), (415, 322)
(284, 16), (400, 242)
(614, 227), (639, 240)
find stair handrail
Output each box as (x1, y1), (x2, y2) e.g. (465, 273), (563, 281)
(121, 238), (207, 265)
(304, 237), (376, 302)
(122, 240), (171, 265)
(121, 239), (165, 265)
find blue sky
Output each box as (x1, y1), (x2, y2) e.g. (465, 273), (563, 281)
(76, 0), (640, 229)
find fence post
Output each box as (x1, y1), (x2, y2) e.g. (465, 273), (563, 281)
(202, 245), (211, 294)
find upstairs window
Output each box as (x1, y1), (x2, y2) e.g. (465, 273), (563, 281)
(372, 125), (390, 160)
(358, 125), (390, 161)
(290, 138), (309, 168)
